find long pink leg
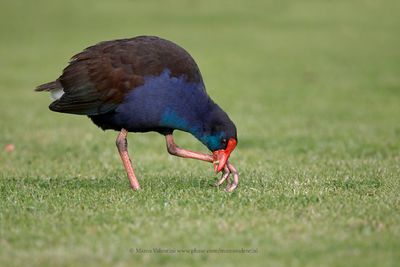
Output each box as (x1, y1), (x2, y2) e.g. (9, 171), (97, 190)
(165, 134), (239, 192)
(215, 165), (230, 186)
(116, 129), (140, 190)
(165, 134), (213, 163)
(226, 161), (239, 192)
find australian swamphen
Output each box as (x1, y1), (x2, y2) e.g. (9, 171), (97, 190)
(36, 36), (239, 192)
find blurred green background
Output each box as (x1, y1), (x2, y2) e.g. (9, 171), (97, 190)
(1, 0), (399, 266)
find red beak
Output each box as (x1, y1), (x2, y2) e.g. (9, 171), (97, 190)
(212, 138), (237, 173)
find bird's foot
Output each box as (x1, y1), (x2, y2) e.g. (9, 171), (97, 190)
(214, 161), (238, 192)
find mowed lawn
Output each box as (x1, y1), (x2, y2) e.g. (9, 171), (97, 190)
(1, 0), (400, 266)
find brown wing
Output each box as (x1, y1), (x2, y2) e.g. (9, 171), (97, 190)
(48, 36), (202, 115)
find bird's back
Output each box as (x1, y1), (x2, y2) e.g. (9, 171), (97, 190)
(36, 36), (204, 116)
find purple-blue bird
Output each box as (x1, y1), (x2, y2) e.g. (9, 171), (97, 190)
(36, 36), (239, 191)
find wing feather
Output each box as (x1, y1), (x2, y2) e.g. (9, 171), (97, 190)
(43, 36), (202, 115)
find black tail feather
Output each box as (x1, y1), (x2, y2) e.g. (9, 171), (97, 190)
(35, 80), (61, 92)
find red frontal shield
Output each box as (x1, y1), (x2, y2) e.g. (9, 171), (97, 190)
(212, 138), (237, 173)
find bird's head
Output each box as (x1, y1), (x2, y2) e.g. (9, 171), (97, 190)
(199, 107), (237, 173)
(212, 136), (237, 173)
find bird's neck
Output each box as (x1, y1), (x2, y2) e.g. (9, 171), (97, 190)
(160, 99), (215, 135)
(182, 103), (227, 151)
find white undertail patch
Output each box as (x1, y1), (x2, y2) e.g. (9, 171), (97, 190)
(50, 88), (64, 100)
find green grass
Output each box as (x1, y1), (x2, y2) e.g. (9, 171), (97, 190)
(1, 0), (400, 266)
